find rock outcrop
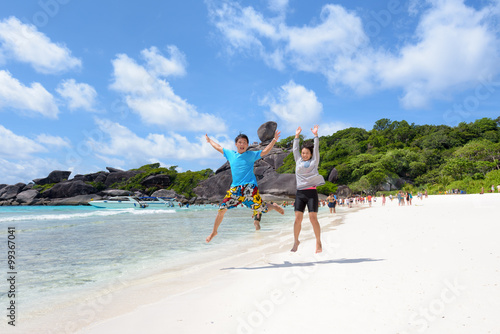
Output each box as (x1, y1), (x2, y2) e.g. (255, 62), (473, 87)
(328, 167), (338, 183)
(51, 194), (101, 206)
(73, 171), (108, 183)
(41, 181), (97, 199)
(106, 167), (124, 173)
(336, 185), (353, 198)
(15, 189), (39, 204)
(104, 170), (142, 187)
(0, 183), (26, 200)
(193, 169), (232, 201)
(141, 174), (171, 188)
(257, 121), (277, 145)
(33, 170), (71, 185)
(151, 189), (178, 198)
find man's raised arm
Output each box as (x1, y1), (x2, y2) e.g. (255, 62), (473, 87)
(261, 130), (281, 157)
(205, 134), (224, 154)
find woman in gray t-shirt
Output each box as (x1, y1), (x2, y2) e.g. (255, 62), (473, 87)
(291, 125), (325, 253)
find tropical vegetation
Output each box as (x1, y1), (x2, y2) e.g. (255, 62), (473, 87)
(278, 117), (500, 195)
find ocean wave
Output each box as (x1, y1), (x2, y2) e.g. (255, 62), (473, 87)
(0, 208), (177, 223)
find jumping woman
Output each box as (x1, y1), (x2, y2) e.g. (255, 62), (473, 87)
(291, 125), (325, 253)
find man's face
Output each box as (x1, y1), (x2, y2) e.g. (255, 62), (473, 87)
(235, 138), (248, 153)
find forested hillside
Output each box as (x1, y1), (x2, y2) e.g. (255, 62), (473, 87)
(277, 117), (500, 195)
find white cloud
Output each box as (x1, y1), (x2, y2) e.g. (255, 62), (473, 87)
(208, 1), (283, 68)
(209, 0), (500, 109)
(56, 79), (98, 111)
(0, 157), (65, 184)
(319, 121), (351, 136)
(141, 45), (187, 77)
(88, 119), (234, 167)
(0, 16), (81, 74)
(0, 70), (59, 118)
(0, 124), (46, 159)
(378, 0), (500, 108)
(109, 54), (154, 95)
(208, 2), (367, 71)
(260, 81), (323, 131)
(268, 0), (289, 13)
(110, 49), (226, 132)
(36, 134), (71, 148)
(285, 5), (368, 70)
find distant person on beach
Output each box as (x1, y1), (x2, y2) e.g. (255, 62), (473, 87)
(382, 194), (386, 206)
(497, 185), (500, 193)
(252, 211), (262, 230)
(480, 187), (484, 194)
(205, 132), (285, 243)
(326, 193), (337, 213)
(291, 125), (325, 253)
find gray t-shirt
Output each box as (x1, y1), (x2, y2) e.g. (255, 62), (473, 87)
(293, 136), (325, 190)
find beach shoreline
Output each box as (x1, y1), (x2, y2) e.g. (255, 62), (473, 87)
(6, 204), (350, 333)
(5, 194), (500, 333)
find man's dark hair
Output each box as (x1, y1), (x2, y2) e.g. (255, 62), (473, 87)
(234, 133), (249, 144)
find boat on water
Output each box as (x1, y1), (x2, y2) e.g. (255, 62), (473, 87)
(138, 197), (177, 208)
(88, 197), (149, 209)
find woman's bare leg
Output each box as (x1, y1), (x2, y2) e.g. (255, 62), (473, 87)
(309, 212), (322, 253)
(291, 211), (303, 252)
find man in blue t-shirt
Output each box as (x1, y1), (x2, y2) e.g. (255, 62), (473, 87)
(205, 131), (285, 242)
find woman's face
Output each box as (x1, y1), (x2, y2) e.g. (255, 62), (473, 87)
(301, 148), (312, 161)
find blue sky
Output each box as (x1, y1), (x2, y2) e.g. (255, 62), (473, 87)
(1, 0), (500, 184)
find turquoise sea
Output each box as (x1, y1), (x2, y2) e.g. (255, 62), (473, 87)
(0, 204), (313, 323)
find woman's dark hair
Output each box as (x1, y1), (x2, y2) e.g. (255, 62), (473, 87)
(234, 133), (249, 144)
(301, 141), (313, 156)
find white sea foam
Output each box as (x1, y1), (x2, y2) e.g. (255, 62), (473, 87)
(0, 208), (177, 223)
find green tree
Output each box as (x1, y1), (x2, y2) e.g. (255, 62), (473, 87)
(442, 158), (474, 180)
(373, 118), (392, 131)
(471, 118), (497, 134)
(365, 168), (388, 194)
(453, 139), (500, 167)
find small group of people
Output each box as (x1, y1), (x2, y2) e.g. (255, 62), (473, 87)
(395, 191), (413, 206)
(205, 125), (325, 253)
(480, 185), (500, 194)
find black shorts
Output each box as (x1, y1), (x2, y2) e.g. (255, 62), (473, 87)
(294, 189), (319, 213)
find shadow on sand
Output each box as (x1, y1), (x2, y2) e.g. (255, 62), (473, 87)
(221, 258), (384, 271)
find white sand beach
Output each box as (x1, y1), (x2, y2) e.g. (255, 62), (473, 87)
(12, 194), (500, 334)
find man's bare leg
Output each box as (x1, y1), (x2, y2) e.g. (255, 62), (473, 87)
(268, 202), (284, 214)
(206, 209), (227, 242)
(291, 211), (303, 252)
(309, 212), (322, 253)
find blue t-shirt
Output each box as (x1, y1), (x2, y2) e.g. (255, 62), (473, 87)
(223, 148), (262, 187)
